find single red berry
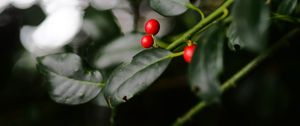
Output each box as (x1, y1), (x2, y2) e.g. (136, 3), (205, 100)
(144, 19), (160, 35)
(141, 35), (154, 48)
(183, 44), (197, 63)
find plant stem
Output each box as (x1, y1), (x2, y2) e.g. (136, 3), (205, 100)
(155, 38), (169, 48)
(186, 3), (205, 19)
(163, 51), (184, 60)
(98, 83), (106, 88)
(159, 51), (184, 62)
(171, 28), (300, 126)
(110, 108), (117, 126)
(166, 0), (234, 50)
(272, 13), (300, 23)
(169, 51), (184, 58)
(191, 9), (229, 41)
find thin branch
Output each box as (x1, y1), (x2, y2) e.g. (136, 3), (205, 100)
(191, 9), (229, 41)
(186, 3), (205, 19)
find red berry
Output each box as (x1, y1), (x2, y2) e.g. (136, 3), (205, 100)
(141, 35), (154, 48)
(183, 44), (197, 63)
(144, 19), (160, 35)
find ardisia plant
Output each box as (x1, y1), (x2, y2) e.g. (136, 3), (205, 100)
(1, 0), (300, 125)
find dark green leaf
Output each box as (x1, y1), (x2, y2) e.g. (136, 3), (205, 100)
(84, 9), (121, 41)
(90, 0), (120, 10)
(189, 25), (223, 103)
(277, 0), (298, 15)
(103, 48), (171, 107)
(226, 23), (243, 51)
(112, 0), (134, 34)
(150, 0), (190, 16)
(93, 34), (143, 69)
(37, 53), (103, 105)
(232, 0), (270, 52)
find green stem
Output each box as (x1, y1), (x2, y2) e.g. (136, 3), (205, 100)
(110, 108), (117, 126)
(166, 0), (234, 50)
(98, 83), (106, 88)
(272, 13), (300, 23)
(159, 51), (184, 62)
(191, 9), (229, 41)
(171, 28), (300, 126)
(172, 102), (206, 126)
(168, 51), (184, 58)
(186, 3), (205, 19)
(155, 38), (169, 48)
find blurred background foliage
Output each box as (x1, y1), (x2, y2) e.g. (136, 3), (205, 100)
(0, 0), (300, 126)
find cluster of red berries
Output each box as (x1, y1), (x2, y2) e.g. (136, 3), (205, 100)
(141, 19), (160, 48)
(141, 19), (196, 64)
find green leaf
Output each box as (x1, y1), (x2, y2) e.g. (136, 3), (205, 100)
(84, 9), (121, 41)
(103, 48), (171, 107)
(112, 0), (134, 34)
(72, 9), (121, 60)
(150, 0), (190, 16)
(277, 0), (298, 15)
(231, 0), (270, 52)
(93, 33), (143, 69)
(226, 23), (243, 51)
(90, 0), (120, 10)
(189, 25), (224, 103)
(37, 53), (103, 105)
